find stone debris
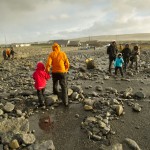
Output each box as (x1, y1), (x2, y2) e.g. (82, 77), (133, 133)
(124, 138), (141, 150)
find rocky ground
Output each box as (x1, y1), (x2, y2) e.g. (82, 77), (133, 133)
(0, 46), (150, 150)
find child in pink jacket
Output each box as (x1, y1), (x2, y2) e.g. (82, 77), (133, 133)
(33, 62), (50, 107)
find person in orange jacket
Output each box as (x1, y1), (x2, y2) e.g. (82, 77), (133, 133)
(6, 48), (10, 59)
(45, 43), (70, 107)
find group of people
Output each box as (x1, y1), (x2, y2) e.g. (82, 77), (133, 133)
(32, 41), (140, 108)
(107, 41), (140, 77)
(3, 47), (16, 60)
(32, 43), (70, 108)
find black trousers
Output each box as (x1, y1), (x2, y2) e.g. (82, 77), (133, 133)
(52, 73), (68, 106)
(115, 67), (123, 77)
(109, 56), (116, 73)
(123, 57), (129, 71)
(37, 88), (45, 106)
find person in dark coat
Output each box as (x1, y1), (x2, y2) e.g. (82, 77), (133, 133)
(121, 44), (131, 71)
(107, 41), (118, 74)
(2, 49), (7, 60)
(10, 47), (16, 59)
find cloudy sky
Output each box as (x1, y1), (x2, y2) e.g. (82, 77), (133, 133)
(0, 0), (150, 44)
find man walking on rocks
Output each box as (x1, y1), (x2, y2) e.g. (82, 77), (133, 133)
(45, 43), (70, 107)
(122, 44), (131, 71)
(107, 41), (118, 74)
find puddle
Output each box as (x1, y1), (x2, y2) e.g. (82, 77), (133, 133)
(38, 115), (54, 132)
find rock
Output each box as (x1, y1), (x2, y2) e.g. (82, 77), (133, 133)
(84, 98), (95, 106)
(126, 71), (134, 76)
(75, 114), (79, 118)
(9, 139), (20, 149)
(124, 138), (141, 150)
(71, 92), (79, 100)
(32, 140), (55, 150)
(68, 88), (73, 96)
(85, 117), (97, 123)
(92, 91), (98, 97)
(115, 105), (124, 116)
(95, 85), (103, 91)
(112, 143), (123, 150)
(3, 102), (15, 112)
(0, 118), (29, 143)
(98, 121), (107, 128)
(91, 134), (101, 141)
(20, 133), (36, 145)
(132, 103), (141, 112)
(71, 85), (83, 93)
(84, 105), (93, 111)
(16, 109), (23, 116)
(86, 58), (95, 69)
(123, 87), (133, 98)
(79, 66), (86, 72)
(104, 75), (110, 80)
(105, 87), (118, 94)
(134, 91), (146, 99)
(45, 95), (58, 106)
(0, 109), (4, 115)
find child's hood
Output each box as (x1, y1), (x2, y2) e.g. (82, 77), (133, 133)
(36, 62), (45, 71)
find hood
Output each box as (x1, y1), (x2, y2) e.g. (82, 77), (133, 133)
(52, 43), (61, 52)
(36, 62), (45, 71)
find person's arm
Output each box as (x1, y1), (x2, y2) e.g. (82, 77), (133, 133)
(45, 54), (52, 73)
(64, 53), (70, 72)
(45, 72), (50, 80)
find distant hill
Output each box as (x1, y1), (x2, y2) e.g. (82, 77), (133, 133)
(71, 33), (150, 42)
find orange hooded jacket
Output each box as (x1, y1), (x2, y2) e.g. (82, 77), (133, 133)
(45, 43), (69, 73)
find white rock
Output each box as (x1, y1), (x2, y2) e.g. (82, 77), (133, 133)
(3, 102), (15, 112)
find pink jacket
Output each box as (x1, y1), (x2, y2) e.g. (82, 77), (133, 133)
(33, 62), (50, 90)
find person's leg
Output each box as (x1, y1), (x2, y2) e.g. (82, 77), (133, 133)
(52, 73), (59, 95)
(115, 67), (118, 75)
(119, 67), (124, 77)
(59, 73), (68, 106)
(123, 57), (127, 71)
(135, 60), (138, 70)
(37, 89), (45, 106)
(109, 57), (113, 74)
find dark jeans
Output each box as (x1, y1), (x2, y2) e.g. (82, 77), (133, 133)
(115, 67), (123, 77)
(123, 57), (129, 71)
(37, 88), (45, 106)
(109, 56), (116, 73)
(52, 73), (68, 106)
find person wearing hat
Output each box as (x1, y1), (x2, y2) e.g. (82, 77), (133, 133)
(121, 44), (131, 71)
(114, 53), (124, 77)
(107, 41), (118, 74)
(45, 43), (70, 107)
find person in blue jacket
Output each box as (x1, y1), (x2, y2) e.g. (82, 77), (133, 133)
(114, 53), (124, 77)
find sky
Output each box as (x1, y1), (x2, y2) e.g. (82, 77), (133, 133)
(0, 0), (150, 44)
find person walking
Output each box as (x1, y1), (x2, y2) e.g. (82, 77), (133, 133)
(121, 44), (131, 71)
(33, 62), (50, 107)
(10, 47), (16, 59)
(2, 49), (6, 60)
(45, 43), (70, 107)
(107, 41), (118, 74)
(129, 45), (140, 71)
(114, 53), (124, 77)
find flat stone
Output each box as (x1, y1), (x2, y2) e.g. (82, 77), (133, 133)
(124, 138), (141, 150)
(84, 98), (95, 106)
(84, 105), (93, 111)
(85, 117), (97, 123)
(134, 91), (146, 99)
(20, 133), (36, 145)
(3, 102), (15, 112)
